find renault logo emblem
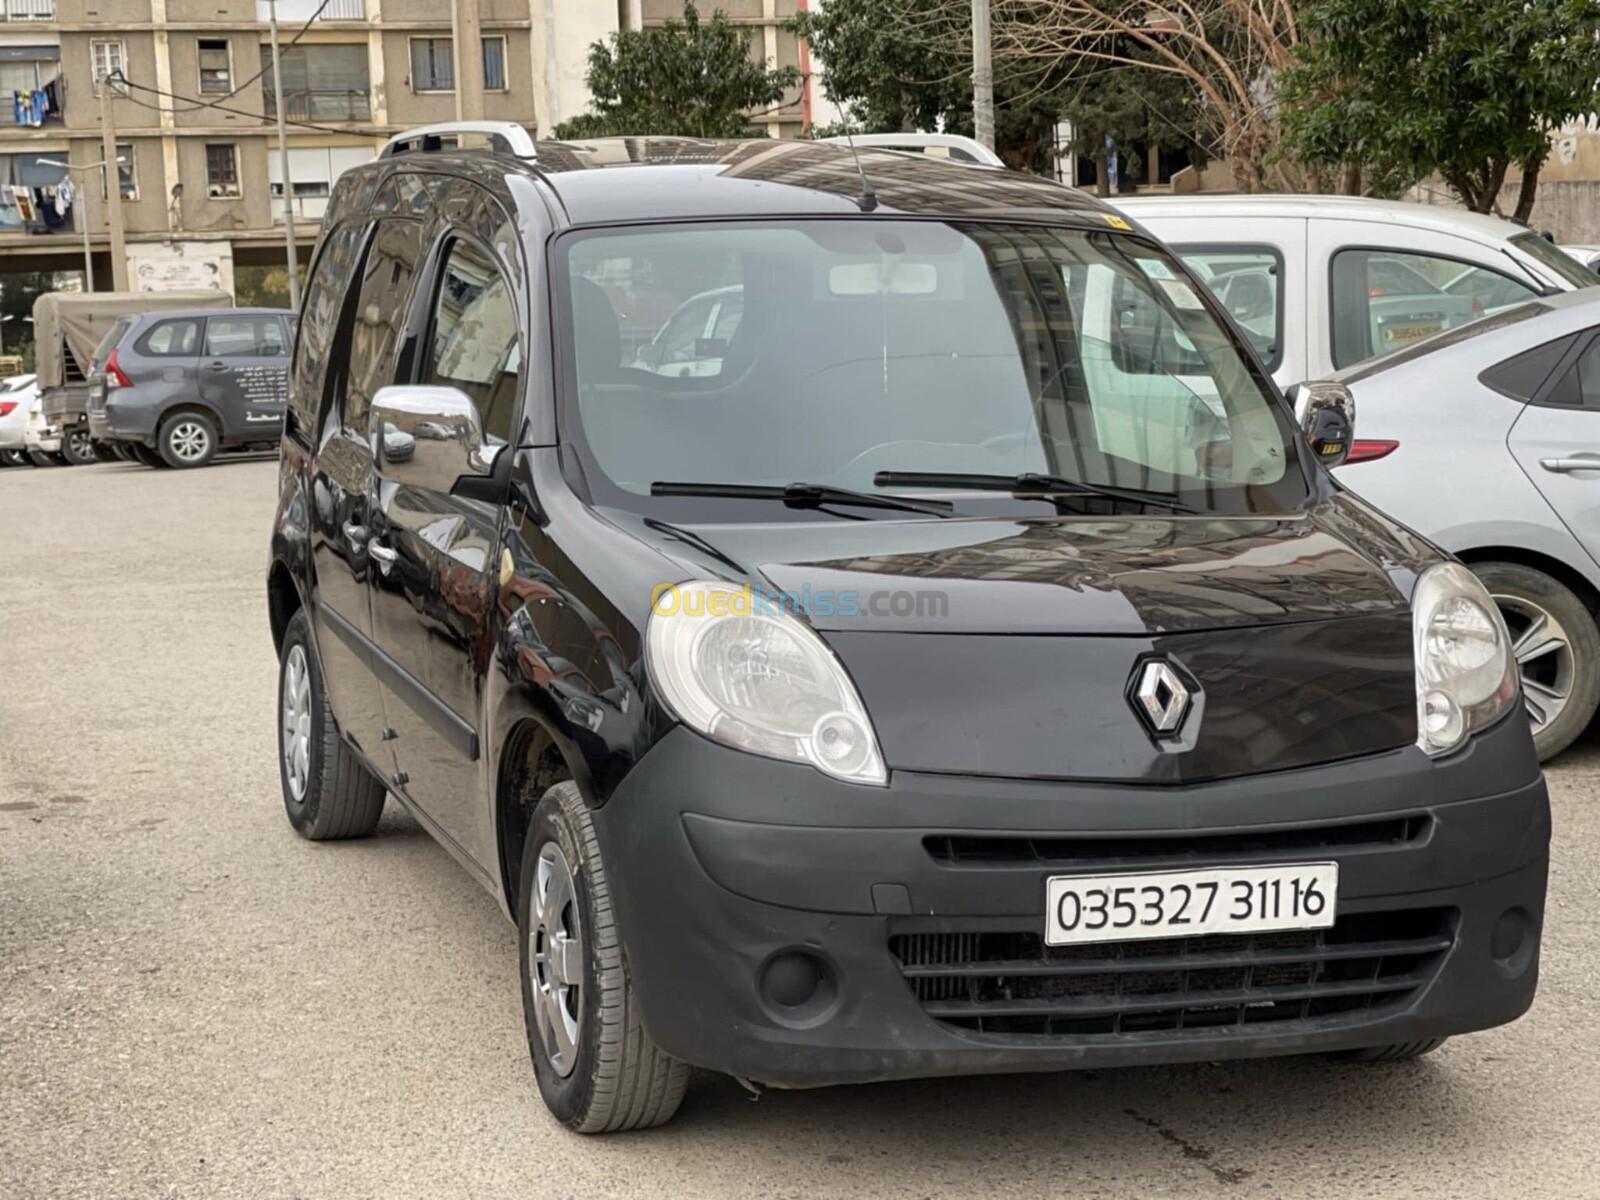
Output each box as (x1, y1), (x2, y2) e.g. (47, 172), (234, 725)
(1132, 659), (1191, 736)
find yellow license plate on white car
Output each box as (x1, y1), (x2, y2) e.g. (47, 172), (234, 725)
(1383, 323), (1441, 345)
(1044, 863), (1338, 946)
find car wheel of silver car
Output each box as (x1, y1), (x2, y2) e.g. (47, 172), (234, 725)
(0, 449), (27, 467)
(1474, 561), (1600, 762)
(518, 780), (689, 1133)
(158, 412), (218, 469)
(276, 608), (386, 840)
(60, 427), (97, 466)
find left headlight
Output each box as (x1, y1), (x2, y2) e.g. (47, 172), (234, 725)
(1412, 562), (1518, 756)
(646, 581), (888, 786)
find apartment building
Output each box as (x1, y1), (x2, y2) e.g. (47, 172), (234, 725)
(0, 0), (616, 288)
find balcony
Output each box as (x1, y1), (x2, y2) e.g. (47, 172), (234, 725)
(256, 0), (361, 19)
(3, 0), (55, 19)
(264, 88), (371, 122)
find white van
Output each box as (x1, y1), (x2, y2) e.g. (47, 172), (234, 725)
(1112, 195), (1598, 386)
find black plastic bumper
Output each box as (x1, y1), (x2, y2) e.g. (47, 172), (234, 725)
(596, 717), (1548, 1088)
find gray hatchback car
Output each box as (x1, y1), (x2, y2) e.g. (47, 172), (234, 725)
(88, 307), (295, 468)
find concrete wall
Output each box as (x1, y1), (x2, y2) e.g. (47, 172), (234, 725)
(175, 134), (273, 231)
(168, 33), (267, 131)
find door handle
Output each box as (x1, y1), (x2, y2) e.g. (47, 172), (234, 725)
(368, 541), (398, 575)
(1539, 456), (1600, 474)
(341, 520), (368, 549)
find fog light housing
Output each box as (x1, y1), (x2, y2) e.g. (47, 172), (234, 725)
(758, 949), (838, 1026)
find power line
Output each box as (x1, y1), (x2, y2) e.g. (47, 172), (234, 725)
(154, 0), (339, 115)
(109, 70), (376, 138)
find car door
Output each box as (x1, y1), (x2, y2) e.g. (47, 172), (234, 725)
(1507, 331), (1600, 569)
(199, 313), (292, 440)
(306, 217), (426, 771)
(368, 226), (522, 869)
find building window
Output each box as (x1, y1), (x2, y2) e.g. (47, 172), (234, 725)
(260, 44), (370, 121)
(205, 143), (240, 198)
(91, 39), (126, 94)
(409, 37), (509, 92)
(482, 36), (506, 91)
(98, 142), (137, 201)
(197, 39), (232, 94)
(410, 37), (452, 92)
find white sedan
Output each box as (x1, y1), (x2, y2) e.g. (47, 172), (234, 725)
(0, 373), (41, 467)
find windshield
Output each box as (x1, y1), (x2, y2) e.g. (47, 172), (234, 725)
(1512, 232), (1600, 290)
(558, 220), (1309, 519)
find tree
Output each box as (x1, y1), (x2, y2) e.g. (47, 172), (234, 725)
(1281, 0), (1600, 221)
(555, 3), (800, 140)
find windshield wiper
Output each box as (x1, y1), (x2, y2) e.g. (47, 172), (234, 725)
(651, 480), (955, 518)
(873, 471), (1198, 514)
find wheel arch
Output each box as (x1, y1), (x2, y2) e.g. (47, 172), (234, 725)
(1454, 545), (1600, 619)
(157, 402), (226, 441)
(267, 559), (303, 654)
(494, 718), (591, 912)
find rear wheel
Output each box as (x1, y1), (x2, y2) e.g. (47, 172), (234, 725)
(518, 781), (689, 1132)
(158, 412), (218, 469)
(0, 449), (27, 467)
(1472, 561), (1600, 761)
(26, 450), (59, 467)
(60, 427), (96, 466)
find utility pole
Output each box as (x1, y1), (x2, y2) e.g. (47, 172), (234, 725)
(267, 0), (301, 309)
(98, 79), (129, 290)
(971, 0), (994, 153)
(450, 0), (485, 120)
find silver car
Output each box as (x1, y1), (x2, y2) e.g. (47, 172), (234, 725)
(1333, 290), (1600, 759)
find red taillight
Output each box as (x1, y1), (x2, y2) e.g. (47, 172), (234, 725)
(1346, 438), (1400, 464)
(106, 349), (131, 389)
(0, 401), (15, 417)
(1369, 286), (1386, 297)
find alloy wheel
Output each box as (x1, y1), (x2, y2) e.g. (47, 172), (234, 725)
(169, 421), (211, 464)
(281, 644), (312, 802)
(530, 840), (585, 1078)
(1493, 593), (1574, 735)
(66, 429), (94, 463)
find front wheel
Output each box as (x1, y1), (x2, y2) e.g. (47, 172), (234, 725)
(60, 427), (97, 466)
(158, 412), (218, 469)
(1472, 561), (1600, 761)
(277, 608), (386, 840)
(518, 781), (689, 1132)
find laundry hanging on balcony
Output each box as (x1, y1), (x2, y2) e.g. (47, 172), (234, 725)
(11, 87), (52, 127)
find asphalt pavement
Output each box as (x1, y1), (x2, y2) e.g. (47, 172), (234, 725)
(3, 458), (1598, 1199)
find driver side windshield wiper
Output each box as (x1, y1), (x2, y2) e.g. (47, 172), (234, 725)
(873, 471), (1198, 514)
(651, 480), (955, 518)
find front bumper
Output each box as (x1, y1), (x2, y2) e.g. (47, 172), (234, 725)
(597, 716), (1548, 1088)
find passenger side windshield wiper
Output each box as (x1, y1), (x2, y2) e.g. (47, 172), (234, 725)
(873, 471), (1198, 514)
(651, 480), (955, 518)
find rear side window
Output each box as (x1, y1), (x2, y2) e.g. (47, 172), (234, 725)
(94, 317), (135, 364)
(422, 239), (521, 444)
(1330, 249), (1539, 369)
(292, 221), (370, 432)
(205, 316), (287, 358)
(1479, 333), (1579, 401)
(138, 318), (202, 357)
(1540, 336), (1600, 408)
(1174, 246), (1282, 370)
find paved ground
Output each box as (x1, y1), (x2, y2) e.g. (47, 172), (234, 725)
(2, 457), (1598, 1200)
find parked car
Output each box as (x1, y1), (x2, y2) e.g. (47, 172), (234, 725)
(268, 124), (1547, 1133)
(1559, 244), (1600, 273)
(32, 290), (233, 466)
(1112, 195), (1598, 387)
(89, 307), (295, 468)
(1331, 289), (1600, 760)
(0, 373), (40, 467)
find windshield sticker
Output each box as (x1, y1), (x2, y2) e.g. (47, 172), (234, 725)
(1101, 214), (1133, 231)
(1158, 279), (1205, 310)
(1137, 259), (1175, 280)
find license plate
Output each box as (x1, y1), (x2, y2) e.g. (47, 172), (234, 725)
(1383, 323), (1441, 345)
(1044, 863), (1338, 946)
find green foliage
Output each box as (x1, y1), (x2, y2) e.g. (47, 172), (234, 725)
(556, 3), (800, 140)
(0, 271), (62, 367)
(234, 265), (302, 309)
(1281, 0), (1600, 213)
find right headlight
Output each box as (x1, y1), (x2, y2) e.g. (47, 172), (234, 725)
(1412, 562), (1518, 756)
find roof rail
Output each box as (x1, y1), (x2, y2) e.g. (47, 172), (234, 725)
(821, 132), (1004, 168)
(381, 121), (538, 161)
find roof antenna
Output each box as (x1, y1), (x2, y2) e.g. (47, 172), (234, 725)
(830, 100), (878, 213)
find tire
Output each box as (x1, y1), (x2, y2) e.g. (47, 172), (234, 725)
(1335, 1039), (1447, 1063)
(0, 449), (27, 467)
(26, 450), (59, 467)
(60, 427), (97, 466)
(158, 411), (218, 469)
(1471, 561), (1600, 761)
(518, 781), (689, 1133)
(277, 608), (386, 840)
(131, 444), (168, 469)
(92, 440), (123, 464)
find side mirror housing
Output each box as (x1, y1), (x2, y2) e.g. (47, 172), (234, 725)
(369, 385), (500, 492)
(1289, 379), (1355, 469)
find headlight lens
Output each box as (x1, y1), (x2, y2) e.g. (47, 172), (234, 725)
(646, 581), (887, 786)
(1412, 562), (1517, 756)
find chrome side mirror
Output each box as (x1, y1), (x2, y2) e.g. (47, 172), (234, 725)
(1289, 380), (1355, 469)
(370, 385), (500, 492)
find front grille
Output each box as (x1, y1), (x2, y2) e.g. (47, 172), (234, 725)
(891, 908), (1454, 1038)
(924, 816), (1430, 869)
